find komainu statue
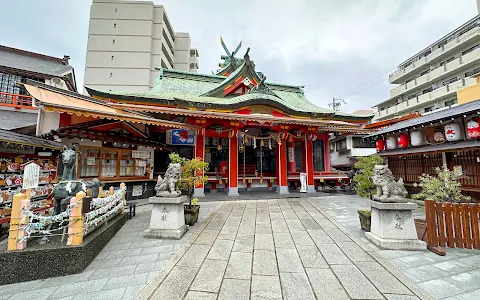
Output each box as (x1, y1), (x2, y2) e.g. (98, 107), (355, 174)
(372, 165), (408, 202)
(155, 163), (181, 197)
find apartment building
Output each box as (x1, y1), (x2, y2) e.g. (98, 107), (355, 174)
(84, 0), (199, 93)
(373, 15), (480, 121)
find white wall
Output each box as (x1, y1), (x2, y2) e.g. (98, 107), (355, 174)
(37, 110), (60, 135)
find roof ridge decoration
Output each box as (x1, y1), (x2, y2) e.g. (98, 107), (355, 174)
(202, 47), (262, 98)
(248, 75), (278, 98)
(216, 37), (245, 76)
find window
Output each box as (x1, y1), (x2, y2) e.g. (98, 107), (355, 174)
(79, 146), (150, 180)
(295, 141), (303, 172)
(329, 142), (335, 152)
(445, 99), (457, 107)
(442, 77), (457, 86)
(109, 72), (113, 77)
(162, 30), (174, 51)
(437, 41), (447, 49)
(462, 44), (479, 56)
(407, 94), (417, 100)
(352, 137), (375, 148)
(162, 44), (173, 65)
(0, 72), (22, 94)
(114, 23), (116, 28)
(422, 87), (433, 94)
(424, 106), (434, 112)
(114, 7), (117, 12)
(465, 67), (480, 77)
(313, 140), (325, 172)
(440, 56), (455, 66)
(112, 39), (115, 44)
(420, 69), (429, 76)
(111, 56), (114, 60)
(335, 139), (347, 151)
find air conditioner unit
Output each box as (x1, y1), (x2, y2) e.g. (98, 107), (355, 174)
(50, 77), (68, 90)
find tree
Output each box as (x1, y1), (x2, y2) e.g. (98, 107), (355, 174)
(353, 155), (384, 198)
(168, 153), (209, 207)
(412, 166), (471, 203)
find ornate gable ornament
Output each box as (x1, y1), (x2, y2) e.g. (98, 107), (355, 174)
(248, 75), (278, 98)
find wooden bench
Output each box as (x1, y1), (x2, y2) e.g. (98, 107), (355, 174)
(125, 200), (139, 219)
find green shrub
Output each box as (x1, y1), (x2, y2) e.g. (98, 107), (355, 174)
(353, 155), (384, 198)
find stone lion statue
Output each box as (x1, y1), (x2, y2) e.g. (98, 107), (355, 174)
(372, 165), (408, 202)
(155, 163), (181, 197)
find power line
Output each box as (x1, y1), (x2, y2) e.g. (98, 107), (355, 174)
(339, 67), (396, 99)
(340, 24), (480, 99)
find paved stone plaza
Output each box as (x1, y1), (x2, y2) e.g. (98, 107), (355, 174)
(0, 202), (220, 300)
(139, 198), (431, 300)
(1, 194), (479, 299)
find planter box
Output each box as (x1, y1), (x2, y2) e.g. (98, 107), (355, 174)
(184, 205), (200, 226)
(414, 218), (428, 241)
(358, 210), (371, 232)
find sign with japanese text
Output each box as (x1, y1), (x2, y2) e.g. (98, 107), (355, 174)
(23, 163), (40, 190)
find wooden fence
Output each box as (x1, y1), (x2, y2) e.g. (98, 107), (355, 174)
(425, 199), (480, 249)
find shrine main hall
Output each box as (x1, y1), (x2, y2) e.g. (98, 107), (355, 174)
(32, 39), (373, 198)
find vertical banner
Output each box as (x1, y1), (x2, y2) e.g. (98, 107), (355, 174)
(299, 173), (307, 193)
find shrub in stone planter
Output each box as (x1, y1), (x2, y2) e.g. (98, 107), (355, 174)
(353, 155), (384, 230)
(357, 209), (371, 232)
(169, 153), (208, 226)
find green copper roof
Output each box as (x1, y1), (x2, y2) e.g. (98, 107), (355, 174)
(85, 45), (372, 121)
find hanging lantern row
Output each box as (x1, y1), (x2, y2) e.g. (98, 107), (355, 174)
(375, 119), (473, 151)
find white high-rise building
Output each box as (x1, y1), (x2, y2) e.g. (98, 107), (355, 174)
(373, 15), (480, 121)
(84, 0), (199, 93)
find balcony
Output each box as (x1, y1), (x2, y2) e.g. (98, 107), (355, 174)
(389, 27), (480, 84)
(375, 77), (477, 121)
(389, 48), (480, 99)
(0, 92), (35, 110)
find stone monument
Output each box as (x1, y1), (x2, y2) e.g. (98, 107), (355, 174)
(365, 165), (426, 250)
(144, 163), (188, 239)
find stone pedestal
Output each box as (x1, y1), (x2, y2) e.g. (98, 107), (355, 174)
(144, 195), (188, 240)
(365, 200), (426, 250)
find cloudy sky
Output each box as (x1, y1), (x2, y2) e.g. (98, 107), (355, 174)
(0, 0), (477, 112)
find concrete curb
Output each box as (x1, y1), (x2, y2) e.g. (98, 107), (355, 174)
(307, 197), (434, 300)
(135, 202), (224, 300)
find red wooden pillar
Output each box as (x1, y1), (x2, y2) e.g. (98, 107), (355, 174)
(305, 139), (316, 193)
(193, 129), (205, 197)
(277, 141), (289, 194)
(287, 140), (296, 174)
(228, 130), (239, 196)
(324, 138), (331, 172)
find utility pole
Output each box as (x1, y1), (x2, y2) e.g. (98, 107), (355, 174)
(329, 97), (346, 112)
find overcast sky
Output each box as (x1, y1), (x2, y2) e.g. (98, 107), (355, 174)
(0, 0), (477, 112)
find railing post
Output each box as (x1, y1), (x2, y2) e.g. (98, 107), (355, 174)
(7, 193), (27, 251)
(67, 191), (85, 246)
(120, 183), (126, 215)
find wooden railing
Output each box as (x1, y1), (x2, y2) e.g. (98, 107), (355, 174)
(0, 92), (35, 109)
(425, 199), (480, 249)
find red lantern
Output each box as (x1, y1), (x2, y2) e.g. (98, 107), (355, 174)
(467, 118), (480, 139)
(376, 139), (385, 151)
(397, 133), (409, 148)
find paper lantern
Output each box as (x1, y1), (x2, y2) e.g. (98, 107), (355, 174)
(467, 118), (480, 139)
(444, 123), (462, 141)
(433, 128), (446, 143)
(397, 133), (409, 148)
(376, 139), (385, 151)
(410, 131), (423, 146)
(386, 136), (397, 150)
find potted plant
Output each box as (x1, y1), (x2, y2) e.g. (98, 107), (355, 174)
(353, 155), (384, 232)
(411, 166), (471, 241)
(169, 153), (208, 226)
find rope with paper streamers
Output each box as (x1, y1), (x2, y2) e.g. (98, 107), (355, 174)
(15, 200), (80, 242)
(84, 186), (126, 235)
